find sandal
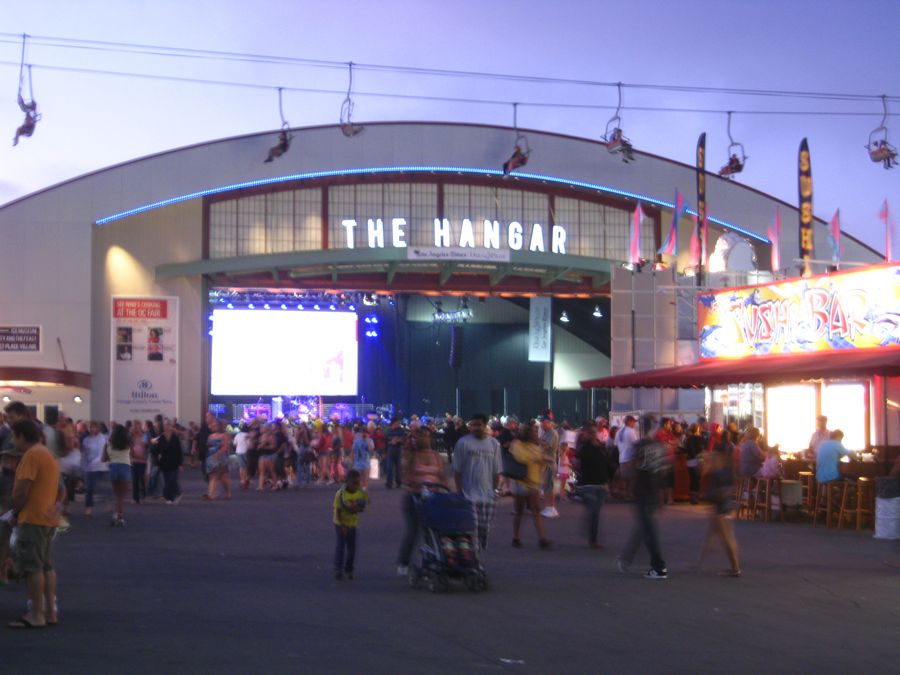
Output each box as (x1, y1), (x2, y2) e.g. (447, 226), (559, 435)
(717, 569), (742, 577)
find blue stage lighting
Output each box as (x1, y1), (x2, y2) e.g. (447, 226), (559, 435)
(329, 304), (336, 311)
(263, 303), (271, 310)
(348, 304), (356, 311)
(248, 303), (255, 309)
(297, 304), (304, 310)
(314, 304), (320, 311)
(371, 317), (379, 324)
(227, 303), (234, 309)
(281, 303), (287, 310)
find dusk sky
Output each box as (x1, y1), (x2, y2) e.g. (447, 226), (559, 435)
(2, 0), (898, 255)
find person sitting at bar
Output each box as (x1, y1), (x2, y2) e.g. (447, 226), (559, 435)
(815, 430), (852, 484)
(738, 427), (765, 478)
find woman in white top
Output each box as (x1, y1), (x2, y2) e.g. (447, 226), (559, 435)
(233, 422), (251, 489)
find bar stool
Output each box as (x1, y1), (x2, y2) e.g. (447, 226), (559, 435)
(735, 476), (756, 520)
(752, 477), (784, 523)
(838, 477), (875, 530)
(798, 471), (815, 515)
(813, 481), (846, 528)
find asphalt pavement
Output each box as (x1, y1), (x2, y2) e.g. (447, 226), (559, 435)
(2, 469), (898, 674)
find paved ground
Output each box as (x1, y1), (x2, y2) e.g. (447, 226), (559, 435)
(2, 469), (898, 674)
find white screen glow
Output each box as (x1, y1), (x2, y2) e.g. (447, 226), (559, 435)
(210, 310), (358, 395)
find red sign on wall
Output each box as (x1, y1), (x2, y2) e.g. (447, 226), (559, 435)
(113, 299), (168, 320)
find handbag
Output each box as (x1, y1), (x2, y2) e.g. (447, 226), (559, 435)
(501, 451), (528, 481)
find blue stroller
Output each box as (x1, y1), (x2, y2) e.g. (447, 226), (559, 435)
(409, 484), (488, 593)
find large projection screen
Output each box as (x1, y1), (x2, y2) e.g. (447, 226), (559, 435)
(210, 310), (358, 395)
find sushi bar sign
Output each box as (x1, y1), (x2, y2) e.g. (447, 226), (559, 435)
(697, 263), (900, 360)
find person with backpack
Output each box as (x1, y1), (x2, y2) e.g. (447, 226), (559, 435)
(575, 421), (617, 549)
(617, 418), (670, 579)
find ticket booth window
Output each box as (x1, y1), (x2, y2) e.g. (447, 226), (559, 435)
(766, 384), (816, 454)
(822, 382), (867, 451)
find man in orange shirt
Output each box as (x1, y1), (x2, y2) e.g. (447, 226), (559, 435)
(7, 420), (62, 629)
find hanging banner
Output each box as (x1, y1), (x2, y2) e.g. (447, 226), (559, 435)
(110, 296), (178, 422)
(798, 138), (814, 277)
(528, 296), (552, 363)
(695, 133), (707, 267)
(697, 263), (900, 359)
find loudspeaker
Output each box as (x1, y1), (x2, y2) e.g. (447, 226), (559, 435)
(449, 326), (463, 368)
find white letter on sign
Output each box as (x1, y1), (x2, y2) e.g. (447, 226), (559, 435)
(551, 225), (567, 254)
(434, 218), (450, 247)
(483, 219), (500, 249)
(508, 221), (523, 251)
(459, 218), (475, 248)
(367, 219), (384, 248)
(341, 219), (357, 249)
(392, 218), (407, 248)
(529, 223), (545, 252)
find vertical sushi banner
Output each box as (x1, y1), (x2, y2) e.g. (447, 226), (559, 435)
(695, 133), (707, 281)
(798, 138), (814, 278)
(528, 296), (552, 362)
(110, 296), (179, 422)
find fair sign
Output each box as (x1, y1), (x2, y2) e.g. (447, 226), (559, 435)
(698, 263), (900, 360)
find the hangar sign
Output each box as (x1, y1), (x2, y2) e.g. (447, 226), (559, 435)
(339, 218), (567, 254)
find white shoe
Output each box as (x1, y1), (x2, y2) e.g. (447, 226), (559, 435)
(540, 507), (559, 518)
(396, 565), (408, 577)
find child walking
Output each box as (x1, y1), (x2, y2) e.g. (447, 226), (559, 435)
(333, 469), (370, 580)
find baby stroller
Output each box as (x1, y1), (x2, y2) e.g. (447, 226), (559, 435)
(409, 484), (488, 593)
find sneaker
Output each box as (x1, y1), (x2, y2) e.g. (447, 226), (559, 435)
(616, 558), (630, 574)
(644, 568), (668, 580)
(173, 495), (182, 505)
(396, 565), (408, 577)
(540, 507), (559, 518)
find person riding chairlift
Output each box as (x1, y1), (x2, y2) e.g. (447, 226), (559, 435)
(719, 153), (744, 177)
(264, 130), (290, 163)
(12, 94), (38, 146)
(502, 145), (528, 175)
(870, 140), (897, 169)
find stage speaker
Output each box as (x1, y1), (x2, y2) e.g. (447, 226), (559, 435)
(449, 326), (463, 368)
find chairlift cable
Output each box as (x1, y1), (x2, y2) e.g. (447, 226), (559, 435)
(277, 87), (288, 129)
(0, 32), (897, 104)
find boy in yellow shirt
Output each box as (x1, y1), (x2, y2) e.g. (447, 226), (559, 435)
(333, 470), (370, 580)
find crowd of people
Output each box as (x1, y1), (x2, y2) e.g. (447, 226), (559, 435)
(4, 398), (894, 627)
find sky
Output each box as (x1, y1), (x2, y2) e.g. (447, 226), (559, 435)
(2, 0), (899, 254)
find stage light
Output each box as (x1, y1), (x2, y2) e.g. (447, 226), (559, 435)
(2, 396), (10, 403)
(371, 317), (378, 324)
(227, 303), (234, 309)
(280, 303), (287, 310)
(314, 304), (320, 311)
(297, 304), (304, 310)
(329, 304), (336, 311)
(560, 311), (570, 323)
(208, 314), (214, 321)
(208, 329), (214, 336)
(388, 296), (395, 306)
(263, 303), (271, 310)
(593, 305), (604, 318)
(248, 303), (255, 309)
(348, 304), (356, 311)
(73, 395), (83, 403)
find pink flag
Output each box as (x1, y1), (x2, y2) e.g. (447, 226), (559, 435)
(658, 190), (686, 257)
(881, 199), (893, 263)
(828, 209), (841, 266)
(688, 215), (701, 268)
(766, 207), (781, 272)
(629, 203), (643, 264)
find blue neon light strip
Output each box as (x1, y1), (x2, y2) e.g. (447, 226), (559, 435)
(94, 166), (768, 243)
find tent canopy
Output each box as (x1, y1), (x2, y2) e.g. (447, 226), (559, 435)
(580, 348), (900, 389)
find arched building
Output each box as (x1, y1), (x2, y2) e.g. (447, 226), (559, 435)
(0, 122), (880, 424)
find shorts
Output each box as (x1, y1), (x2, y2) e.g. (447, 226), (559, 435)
(109, 463), (131, 482)
(542, 465), (555, 492)
(15, 523), (56, 574)
(236, 454), (248, 469)
(510, 480), (537, 496)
